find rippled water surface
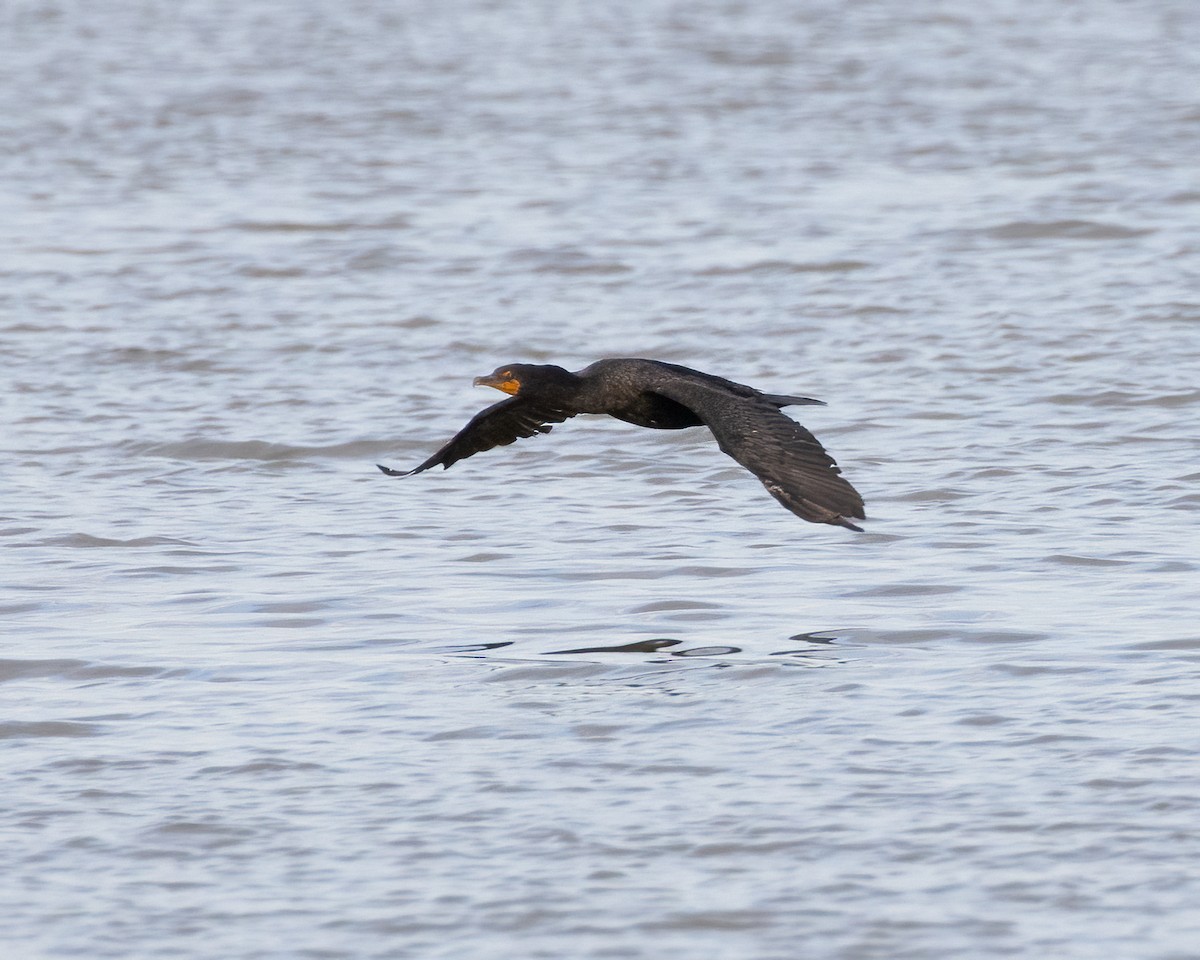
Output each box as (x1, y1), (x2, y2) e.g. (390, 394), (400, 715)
(4, 1), (1200, 957)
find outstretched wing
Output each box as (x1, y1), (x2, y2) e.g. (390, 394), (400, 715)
(378, 397), (575, 477)
(650, 379), (866, 530)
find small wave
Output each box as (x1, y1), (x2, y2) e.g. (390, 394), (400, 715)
(1038, 389), (1198, 408)
(504, 249), (633, 276)
(139, 438), (394, 462)
(196, 759), (327, 776)
(0, 720), (103, 739)
(1129, 389), (1200, 409)
(506, 247), (632, 275)
(627, 599), (723, 613)
(0, 658), (170, 682)
(93, 346), (187, 365)
(226, 214), (410, 233)
(979, 220), (1152, 241)
(1124, 637), (1200, 651)
(237, 266), (309, 278)
(232, 220), (355, 232)
(839, 627), (1048, 646)
(1045, 553), (1130, 568)
(696, 259), (869, 276)
(142, 285), (234, 301)
(534, 260), (631, 275)
(704, 44), (796, 68)
(847, 583), (963, 597)
(36, 534), (197, 549)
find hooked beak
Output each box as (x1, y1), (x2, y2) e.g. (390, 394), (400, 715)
(473, 373), (521, 395)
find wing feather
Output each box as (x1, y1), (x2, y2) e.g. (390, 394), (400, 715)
(649, 378), (865, 529)
(379, 397), (574, 476)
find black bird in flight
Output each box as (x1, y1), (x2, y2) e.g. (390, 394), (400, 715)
(378, 359), (866, 531)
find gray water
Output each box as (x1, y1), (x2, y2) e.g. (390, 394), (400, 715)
(4, 1), (1199, 957)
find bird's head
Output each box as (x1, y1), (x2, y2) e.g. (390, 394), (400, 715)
(473, 363), (576, 399)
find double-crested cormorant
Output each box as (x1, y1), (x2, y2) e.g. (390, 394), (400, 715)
(377, 359), (866, 531)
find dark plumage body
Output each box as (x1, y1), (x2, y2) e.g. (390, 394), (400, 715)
(378, 359), (866, 530)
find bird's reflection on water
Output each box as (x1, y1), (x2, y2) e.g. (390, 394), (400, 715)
(549, 638), (698, 655)
(432, 632), (848, 665)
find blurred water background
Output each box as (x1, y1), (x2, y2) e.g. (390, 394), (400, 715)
(3, 1), (1199, 957)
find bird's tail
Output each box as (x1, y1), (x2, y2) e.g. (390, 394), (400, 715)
(764, 393), (825, 408)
